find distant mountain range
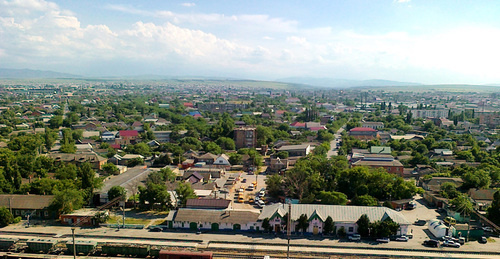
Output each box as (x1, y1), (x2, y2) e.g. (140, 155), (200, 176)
(0, 68), (81, 79)
(276, 77), (422, 88)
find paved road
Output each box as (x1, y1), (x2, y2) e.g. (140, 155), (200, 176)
(327, 126), (344, 158)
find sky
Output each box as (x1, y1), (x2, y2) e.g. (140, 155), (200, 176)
(1, 0), (500, 84)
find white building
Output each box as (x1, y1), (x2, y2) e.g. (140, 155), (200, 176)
(168, 209), (260, 231)
(259, 203), (411, 236)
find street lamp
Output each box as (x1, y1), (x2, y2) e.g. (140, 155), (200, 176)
(71, 227), (76, 259)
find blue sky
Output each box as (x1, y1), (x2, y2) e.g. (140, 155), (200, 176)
(1, 0), (500, 84)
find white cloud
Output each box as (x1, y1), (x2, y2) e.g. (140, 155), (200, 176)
(181, 3), (196, 7)
(1, 0), (500, 83)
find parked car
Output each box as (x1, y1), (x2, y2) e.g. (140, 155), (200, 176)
(242, 179), (247, 183)
(376, 237), (390, 243)
(248, 197), (255, 203)
(482, 226), (493, 232)
(479, 236), (488, 244)
(423, 239), (440, 247)
(414, 219), (426, 226)
(149, 226), (163, 232)
(259, 190), (266, 197)
(257, 200), (266, 208)
(395, 236), (409, 242)
(458, 237), (465, 245)
(348, 234), (361, 241)
(443, 240), (461, 248)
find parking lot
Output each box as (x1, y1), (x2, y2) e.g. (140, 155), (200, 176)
(381, 194), (500, 251)
(225, 170), (268, 210)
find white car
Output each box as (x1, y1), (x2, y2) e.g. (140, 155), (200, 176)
(376, 237), (390, 243)
(257, 200), (266, 208)
(395, 236), (409, 242)
(348, 234), (361, 241)
(443, 240), (461, 248)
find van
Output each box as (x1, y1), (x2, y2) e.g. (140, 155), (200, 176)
(444, 216), (457, 225)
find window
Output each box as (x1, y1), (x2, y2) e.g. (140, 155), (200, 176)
(44, 211), (49, 217)
(15, 210), (20, 216)
(348, 227), (354, 233)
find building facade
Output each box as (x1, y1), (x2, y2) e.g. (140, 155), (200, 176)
(234, 127), (257, 149)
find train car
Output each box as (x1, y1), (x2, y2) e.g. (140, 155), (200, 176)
(159, 250), (213, 259)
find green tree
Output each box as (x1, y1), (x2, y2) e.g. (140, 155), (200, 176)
(337, 226), (346, 237)
(265, 174), (285, 199)
(48, 115), (63, 129)
(138, 182), (170, 210)
(370, 219), (399, 237)
(296, 214), (309, 233)
(462, 170), (491, 189)
(43, 128), (58, 153)
(152, 154), (172, 167)
(356, 214), (371, 237)
(176, 182), (197, 207)
(323, 216), (334, 235)
(50, 189), (84, 214)
(276, 151), (289, 159)
(216, 137), (236, 150)
(261, 218), (272, 232)
(450, 194), (474, 219)
(108, 186), (127, 201)
(159, 167), (177, 182)
(0, 207), (14, 227)
(351, 195), (378, 206)
(203, 142), (222, 154)
(440, 182), (460, 199)
(229, 153), (242, 165)
(102, 163), (120, 175)
(317, 191), (347, 205)
(127, 157), (144, 167)
(487, 191), (500, 225)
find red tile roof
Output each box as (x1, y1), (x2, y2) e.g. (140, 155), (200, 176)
(350, 127), (377, 132)
(186, 198), (231, 209)
(119, 130), (138, 137)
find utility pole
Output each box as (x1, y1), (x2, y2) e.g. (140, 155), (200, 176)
(71, 227), (76, 259)
(122, 198), (126, 229)
(287, 202), (291, 259)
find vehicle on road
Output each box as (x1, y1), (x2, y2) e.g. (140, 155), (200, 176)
(376, 237), (390, 243)
(423, 239), (440, 247)
(348, 234), (361, 241)
(242, 179), (247, 183)
(443, 240), (460, 248)
(395, 236), (409, 242)
(149, 226), (163, 232)
(247, 184), (254, 191)
(259, 190), (266, 197)
(248, 197), (254, 203)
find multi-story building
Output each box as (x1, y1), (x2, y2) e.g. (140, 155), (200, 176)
(234, 127), (257, 149)
(412, 109), (448, 119)
(362, 121), (384, 130)
(349, 127), (379, 141)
